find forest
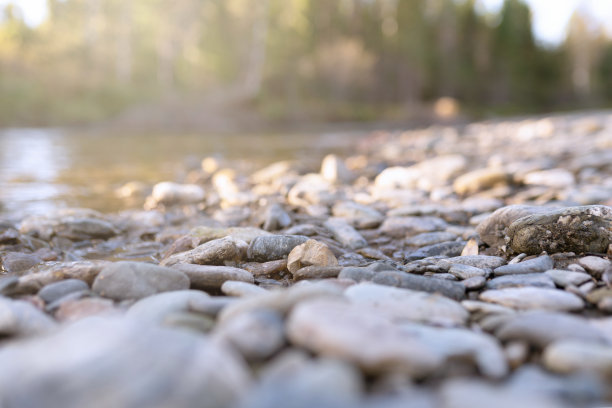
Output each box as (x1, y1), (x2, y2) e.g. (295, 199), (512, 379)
(1, 0), (612, 126)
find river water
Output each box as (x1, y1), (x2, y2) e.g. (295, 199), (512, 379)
(0, 128), (366, 220)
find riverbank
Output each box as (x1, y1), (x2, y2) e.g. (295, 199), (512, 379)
(0, 111), (611, 407)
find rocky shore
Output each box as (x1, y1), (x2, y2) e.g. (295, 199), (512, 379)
(1, 112), (612, 407)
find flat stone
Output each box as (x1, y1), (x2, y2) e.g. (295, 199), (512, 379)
(331, 201), (383, 229)
(463, 276), (487, 290)
(495, 311), (608, 348)
(523, 168), (575, 188)
(545, 269), (592, 287)
(379, 216), (447, 238)
(189, 226), (271, 244)
(404, 241), (466, 262)
(338, 263), (393, 282)
(293, 266), (342, 281)
(38, 279), (89, 304)
(92, 261), (190, 300)
(0, 318), (251, 408)
(480, 287), (584, 312)
(486, 273), (555, 290)
(449, 264), (488, 280)
(507, 205), (612, 255)
(161, 236), (247, 266)
(221, 280), (266, 297)
(214, 309), (285, 361)
(323, 218), (367, 250)
(17, 261), (109, 293)
(0, 297), (57, 336)
(372, 270), (466, 301)
(494, 255), (553, 276)
(247, 235), (309, 262)
(287, 240), (338, 274)
(543, 340), (612, 377)
(438, 255), (506, 270)
(126, 289), (210, 324)
(170, 264), (253, 291)
(344, 282), (468, 326)
(1, 252), (42, 275)
(405, 231), (459, 247)
(578, 256), (612, 278)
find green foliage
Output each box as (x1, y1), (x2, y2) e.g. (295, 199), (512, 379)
(0, 0), (609, 126)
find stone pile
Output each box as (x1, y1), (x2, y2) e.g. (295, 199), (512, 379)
(1, 112), (612, 407)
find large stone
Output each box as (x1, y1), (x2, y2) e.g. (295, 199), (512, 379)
(171, 264), (254, 291)
(92, 261), (190, 300)
(507, 205), (612, 255)
(161, 237), (247, 267)
(0, 318), (251, 408)
(479, 287), (584, 312)
(287, 240), (338, 274)
(476, 205), (552, 250)
(247, 235), (309, 262)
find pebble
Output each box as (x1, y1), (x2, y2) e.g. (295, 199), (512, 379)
(453, 167), (511, 195)
(242, 259), (287, 277)
(38, 279), (89, 303)
(292, 266), (343, 281)
(149, 181), (205, 206)
(507, 205), (612, 255)
(438, 255), (506, 270)
(221, 280), (267, 297)
(372, 270), (466, 301)
(323, 218), (367, 250)
(161, 236), (247, 266)
(543, 340), (612, 377)
(320, 154), (355, 184)
(486, 273), (555, 290)
(287, 239), (339, 274)
(332, 201), (383, 229)
(247, 235), (309, 262)
(493, 255), (553, 276)
(262, 203), (292, 231)
(379, 216), (447, 238)
(545, 269), (592, 287)
(0, 297), (57, 336)
(171, 264), (254, 291)
(405, 231), (459, 247)
(578, 256), (612, 278)
(92, 261), (190, 300)
(448, 264), (488, 280)
(1, 252), (42, 274)
(54, 297), (118, 322)
(479, 287), (584, 312)
(462, 276), (487, 290)
(126, 289), (210, 324)
(404, 241), (466, 261)
(0, 318), (251, 408)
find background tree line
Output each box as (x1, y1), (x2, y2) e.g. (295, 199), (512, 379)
(1, 0), (611, 126)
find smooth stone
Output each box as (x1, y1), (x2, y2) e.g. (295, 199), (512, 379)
(19, 209), (114, 241)
(0, 318), (251, 408)
(149, 181), (205, 206)
(17, 261), (110, 293)
(0, 297), (57, 336)
(293, 266), (342, 281)
(448, 264), (488, 280)
(543, 340), (612, 377)
(1, 252), (42, 274)
(189, 226), (271, 245)
(344, 282), (469, 326)
(461, 300), (516, 316)
(486, 273), (555, 290)
(463, 276), (487, 290)
(215, 309), (285, 361)
(0, 276), (19, 296)
(161, 237), (247, 266)
(438, 255), (506, 270)
(479, 287), (584, 311)
(523, 168), (575, 188)
(404, 241), (466, 262)
(54, 297), (118, 322)
(287, 174), (336, 207)
(372, 270), (466, 301)
(92, 261), (190, 301)
(221, 280), (267, 297)
(586, 288), (612, 304)
(453, 167), (511, 195)
(126, 290), (210, 324)
(495, 311), (608, 348)
(545, 269), (592, 287)
(374, 155), (466, 191)
(379, 216), (447, 238)
(405, 231), (459, 247)
(247, 235), (309, 262)
(578, 256), (611, 278)
(476, 205), (554, 250)
(262, 203), (292, 231)
(170, 264), (253, 291)
(287, 240), (338, 274)
(242, 260), (287, 277)
(38, 279), (89, 304)
(507, 205), (612, 255)
(332, 201), (383, 229)
(320, 154), (355, 184)
(494, 255), (553, 276)
(323, 218), (367, 250)
(338, 263), (395, 282)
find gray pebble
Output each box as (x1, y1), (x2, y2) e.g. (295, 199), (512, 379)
(38, 279), (89, 304)
(493, 255), (553, 276)
(486, 273), (555, 290)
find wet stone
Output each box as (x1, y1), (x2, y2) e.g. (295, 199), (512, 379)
(493, 255), (553, 276)
(247, 235), (309, 262)
(92, 261), (190, 300)
(486, 273), (555, 290)
(38, 279), (89, 304)
(507, 205), (612, 255)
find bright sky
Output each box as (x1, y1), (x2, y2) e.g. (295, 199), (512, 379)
(3, 0), (612, 46)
